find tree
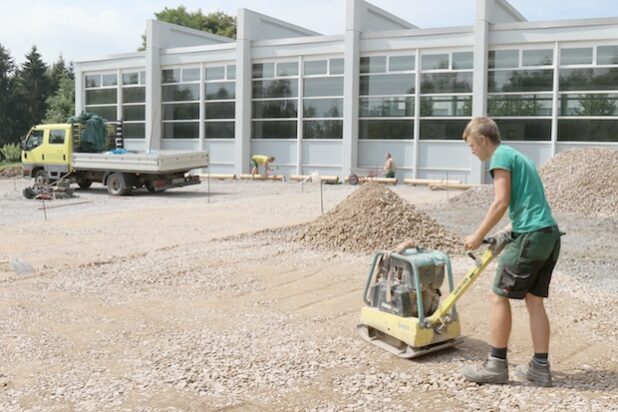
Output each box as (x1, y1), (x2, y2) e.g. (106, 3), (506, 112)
(14, 46), (51, 137)
(44, 73), (75, 124)
(0, 43), (18, 145)
(49, 54), (74, 95)
(139, 6), (236, 50)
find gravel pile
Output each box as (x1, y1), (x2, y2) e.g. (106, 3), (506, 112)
(0, 165), (21, 178)
(541, 148), (618, 216)
(447, 185), (493, 210)
(299, 183), (462, 253)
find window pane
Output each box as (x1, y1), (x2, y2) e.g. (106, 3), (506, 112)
(124, 123), (145, 139)
(360, 73), (415, 95)
(162, 69), (180, 83)
(85, 106), (117, 122)
(227, 65), (236, 80)
(489, 50), (519, 69)
(597, 46), (618, 65)
(303, 98), (343, 118)
(559, 68), (618, 91)
(86, 89), (117, 105)
(558, 119), (618, 142)
(360, 56), (386, 74)
(205, 121), (235, 139)
(560, 94), (618, 116)
(205, 66), (224, 81)
(162, 84), (199, 101)
(359, 119), (413, 140)
(85, 75), (100, 88)
(303, 77), (343, 97)
(183, 68), (200, 82)
(252, 79), (298, 98)
(561, 48), (593, 65)
(163, 103), (199, 120)
(303, 120), (343, 139)
(277, 62), (299, 77)
(122, 87), (145, 103)
(422, 54), (449, 70)
(163, 122), (199, 139)
(102, 74), (117, 87)
(420, 96), (472, 116)
(205, 81), (235, 100)
(49, 130), (65, 144)
(122, 72), (139, 85)
(488, 94), (552, 116)
(252, 100), (298, 118)
(359, 97), (414, 117)
(421, 72), (473, 93)
(452, 52), (473, 70)
(330, 58), (344, 75)
(140, 71), (146, 85)
(252, 121), (297, 139)
(419, 119), (470, 140)
(304, 60), (327, 75)
(389, 55), (415, 72)
(488, 70), (553, 93)
(252, 63), (274, 79)
(494, 119), (551, 141)
(523, 49), (553, 67)
(122, 105), (145, 121)
(205, 102), (236, 119)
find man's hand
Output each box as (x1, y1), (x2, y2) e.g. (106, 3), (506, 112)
(464, 233), (483, 250)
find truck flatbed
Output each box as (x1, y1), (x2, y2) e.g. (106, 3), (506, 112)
(72, 151), (209, 173)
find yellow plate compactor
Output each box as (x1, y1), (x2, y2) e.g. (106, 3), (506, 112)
(357, 236), (508, 358)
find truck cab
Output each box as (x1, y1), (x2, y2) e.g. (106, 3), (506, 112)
(21, 124), (72, 183)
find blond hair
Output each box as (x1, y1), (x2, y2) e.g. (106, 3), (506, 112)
(462, 117), (501, 145)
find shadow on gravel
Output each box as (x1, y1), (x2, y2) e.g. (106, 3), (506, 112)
(551, 370), (618, 391)
(76, 187), (223, 199)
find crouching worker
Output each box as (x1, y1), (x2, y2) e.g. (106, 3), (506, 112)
(461, 117), (560, 387)
(250, 155), (275, 178)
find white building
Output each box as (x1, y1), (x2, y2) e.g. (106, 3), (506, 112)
(74, 0), (618, 183)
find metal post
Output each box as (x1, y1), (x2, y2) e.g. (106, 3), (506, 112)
(320, 180), (324, 214)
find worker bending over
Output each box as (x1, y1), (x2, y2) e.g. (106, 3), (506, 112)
(250, 155), (275, 178)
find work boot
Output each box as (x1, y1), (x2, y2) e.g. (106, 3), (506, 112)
(462, 355), (509, 384)
(514, 360), (553, 387)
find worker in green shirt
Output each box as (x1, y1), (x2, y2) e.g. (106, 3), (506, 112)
(461, 117), (560, 387)
(250, 155), (275, 178)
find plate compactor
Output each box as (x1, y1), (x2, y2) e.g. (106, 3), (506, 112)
(357, 235), (509, 358)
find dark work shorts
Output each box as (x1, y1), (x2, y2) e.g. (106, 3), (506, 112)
(385, 171), (395, 178)
(493, 225), (561, 299)
(250, 159), (258, 169)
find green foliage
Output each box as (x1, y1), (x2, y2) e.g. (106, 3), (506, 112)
(139, 6), (236, 50)
(0, 43), (18, 146)
(14, 46), (51, 137)
(44, 73), (75, 124)
(0, 143), (21, 162)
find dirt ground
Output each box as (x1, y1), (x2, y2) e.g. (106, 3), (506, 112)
(0, 178), (616, 411)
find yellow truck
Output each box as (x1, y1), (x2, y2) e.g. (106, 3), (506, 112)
(21, 122), (208, 195)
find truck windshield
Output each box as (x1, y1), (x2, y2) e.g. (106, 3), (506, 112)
(24, 130), (44, 150)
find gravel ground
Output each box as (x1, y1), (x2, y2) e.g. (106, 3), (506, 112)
(0, 178), (616, 411)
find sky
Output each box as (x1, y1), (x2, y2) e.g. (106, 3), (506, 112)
(0, 0), (616, 65)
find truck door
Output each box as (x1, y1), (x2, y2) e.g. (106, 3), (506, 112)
(47, 128), (70, 165)
(21, 129), (45, 164)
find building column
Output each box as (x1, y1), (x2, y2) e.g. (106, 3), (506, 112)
(74, 66), (83, 116)
(145, 19), (162, 152)
(342, 0), (360, 178)
(550, 41), (560, 158)
(471, 0), (490, 184)
(234, 38), (252, 175)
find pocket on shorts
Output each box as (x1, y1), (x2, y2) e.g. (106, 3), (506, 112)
(497, 264), (534, 295)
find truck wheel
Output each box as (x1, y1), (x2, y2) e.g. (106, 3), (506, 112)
(77, 178), (92, 189)
(107, 173), (132, 196)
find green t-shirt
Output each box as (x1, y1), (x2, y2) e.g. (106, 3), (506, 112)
(489, 144), (556, 233)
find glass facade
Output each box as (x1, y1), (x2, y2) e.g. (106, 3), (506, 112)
(205, 64), (236, 139)
(84, 73), (118, 123)
(162, 67), (200, 139)
(420, 51), (473, 140)
(303, 58), (344, 139)
(488, 48), (553, 141)
(359, 54), (416, 139)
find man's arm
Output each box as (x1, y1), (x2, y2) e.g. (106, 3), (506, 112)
(464, 168), (511, 250)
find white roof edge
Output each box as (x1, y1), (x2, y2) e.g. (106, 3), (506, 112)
(364, 1), (417, 30)
(253, 34), (345, 47)
(495, 0), (526, 22)
(154, 19), (234, 42)
(361, 25), (474, 39)
(162, 43), (237, 55)
(492, 16), (618, 31)
(75, 51), (145, 64)
(239, 8), (322, 37)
